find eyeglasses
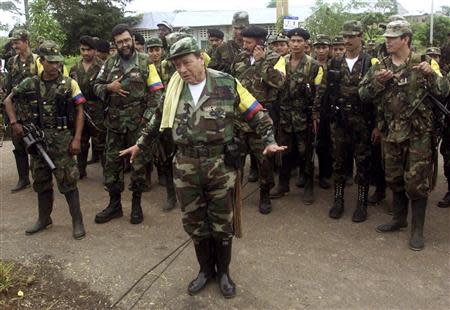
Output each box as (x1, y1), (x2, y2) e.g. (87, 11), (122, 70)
(115, 37), (132, 47)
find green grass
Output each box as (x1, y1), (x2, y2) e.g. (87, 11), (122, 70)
(64, 55), (80, 69)
(0, 260), (27, 295)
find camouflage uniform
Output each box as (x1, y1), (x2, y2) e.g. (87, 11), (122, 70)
(439, 36), (450, 74)
(69, 57), (106, 175)
(359, 21), (450, 250)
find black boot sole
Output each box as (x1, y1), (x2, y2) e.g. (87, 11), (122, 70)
(130, 217), (143, 224)
(95, 212), (123, 224)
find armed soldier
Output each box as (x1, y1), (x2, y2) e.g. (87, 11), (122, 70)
(147, 37), (164, 76)
(69, 36), (105, 178)
(231, 26), (286, 214)
(271, 28), (323, 203)
(360, 20), (449, 250)
(207, 29), (224, 56)
(157, 21), (174, 56)
(331, 35), (346, 59)
(120, 37), (285, 298)
(271, 33), (290, 57)
(4, 41), (87, 239)
(315, 21), (379, 222)
(93, 24), (164, 225)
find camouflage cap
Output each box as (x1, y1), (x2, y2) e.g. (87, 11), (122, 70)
(146, 37), (163, 48)
(341, 20), (363, 36)
(388, 14), (406, 22)
(383, 20), (412, 37)
(313, 34), (331, 46)
(232, 11), (249, 28)
(10, 28), (30, 41)
(179, 26), (193, 35)
(426, 47), (441, 56)
(332, 35), (345, 45)
(272, 33), (289, 43)
(165, 32), (192, 47)
(39, 40), (64, 62)
(167, 37), (200, 60)
(157, 21), (174, 32)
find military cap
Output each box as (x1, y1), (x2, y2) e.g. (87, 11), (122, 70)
(134, 32), (145, 45)
(332, 35), (345, 45)
(426, 47), (441, 56)
(10, 28), (30, 41)
(272, 33), (289, 43)
(266, 34), (277, 45)
(313, 34), (331, 46)
(286, 28), (310, 40)
(383, 20), (412, 37)
(146, 37), (163, 48)
(179, 26), (193, 35)
(96, 39), (110, 53)
(232, 11), (249, 28)
(341, 20), (363, 35)
(167, 37), (200, 60)
(39, 40), (64, 62)
(208, 29), (224, 39)
(157, 21), (174, 32)
(388, 15), (406, 22)
(367, 39), (376, 46)
(241, 26), (268, 39)
(166, 32), (192, 47)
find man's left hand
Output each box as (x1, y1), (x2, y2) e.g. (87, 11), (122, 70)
(253, 45), (266, 61)
(413, 61), (433, 76)
(70, 139), (81, 155)
(263, 144), (287, 155)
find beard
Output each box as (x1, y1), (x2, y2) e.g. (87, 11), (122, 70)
(118, 44), (135, 60)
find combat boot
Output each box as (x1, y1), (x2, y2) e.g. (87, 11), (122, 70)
(11, 150), (30, 193)
(376, 191), (408, 232)
(26, 190), (53, 235)
(270, 179), (289, 199)
(352, 184), (369, 222)
(303, 176), (314, 205)
(409, 198), (427, 251)
(130, 192), (143, 224)
(188, 238), (216, 295)
(437, 192), (450, 208)
(214, 238), (236, 298)
(77, 149), (89, 179)
(163, 174), (176, 212)
(65, 188), (86, 240)
(259, 188), (272, 214)
(95, 192), (122, 223)
(329, 182), (345, 219)
(368, 186), (386, 205)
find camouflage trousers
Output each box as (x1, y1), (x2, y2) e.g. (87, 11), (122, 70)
(30, 129), (79, 194)
(440, 123), (450, 191)
(383, 134), (433, 200)
(173, 152), (236, 241)
(239, 131), (274, 191)
(331, 114), (372, 185)
(104, 128), (149, 193)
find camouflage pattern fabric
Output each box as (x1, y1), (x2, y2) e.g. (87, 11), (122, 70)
(208, 40), (242, 74)
(359, 52), (450, 199)
(440, 39), (450, 74)
(440, 119), (450, 191)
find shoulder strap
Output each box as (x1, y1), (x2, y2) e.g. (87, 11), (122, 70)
(32, 76), (44, 127)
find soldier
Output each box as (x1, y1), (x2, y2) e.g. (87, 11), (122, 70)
(69, 36), (105, 178)
(157, 21), (174, 55)
(331, 35), (346, 59)
(147, 37), (163, 76)
(95, 39), (110, 62)
(93, 24), (164, 225)
(4, 29), (40, 193)
(366, 40), (377, 57)
(313, 34), (331, 64)
(316, 21), (379, 222)
(134, 32), (146, 53)
(4, 41), (87, 239)
(208, 11), (249, 74)
(359, 20), (449, 250)
(271, 28), (323, 203)
(440, 32), (450, 74)
(304, 39), (312, 56)
(231, 26), (286, 214)
(120, 37), (285, 298)
(425, 47), (441, 64)
(438, 71), (450, 208)
(109, 42), (117, 57)
(207, 29), (224, 56)
(271, 33), (290, 56)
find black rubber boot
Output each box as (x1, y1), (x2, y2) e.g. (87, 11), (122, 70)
(376, 191), (408, 232)
(77, 149), (89, 179)
(437, 192), (450, 208)
(87, 150), (100, 165)
(303, 176), (314, 205)
(26, 190), (53, 235)
(259, 188), (272, 214)
(163, 173), (177, 212)
(11, 150), (30, 193)
(188, 238), (216, 295)
(270, 179), (289, 199)
(95, 192), (123, 223)
(329, 182), (345, 219)
(352, 184), (369, 222)
(409, 198), (427, 251)
(214, 238), (236, 298)
(368, 186), (386, 205)
(65, 188), (86, 240)
(130, 192), (143, 224)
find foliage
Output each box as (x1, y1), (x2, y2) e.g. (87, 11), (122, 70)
(64, 55), (80, 69)
(267, 0), (276, 8)
(29, 0), (66, 48)
(412, 15), (450, 47)
(0, 0), (20, 31)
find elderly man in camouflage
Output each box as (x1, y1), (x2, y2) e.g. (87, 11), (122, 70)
(231, 26), (286, 214)
(315, 21), (379, 222)
(271, 28), (323, 204)
(359, 21), (449, 251)
(93, 24), (164, 225)
(120, 37), (285, 298)
(4, 41), (86, 239)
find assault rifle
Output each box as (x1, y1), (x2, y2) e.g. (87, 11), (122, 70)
(22, 123), (56, 172)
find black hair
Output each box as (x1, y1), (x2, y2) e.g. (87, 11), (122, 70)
(79, 35), (96, 49)
(112, 24), (132, 39)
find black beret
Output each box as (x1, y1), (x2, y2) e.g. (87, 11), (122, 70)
(208, 29), (224, 39)
(79, 35), (97, 49)
(96, 39), (110, 53)
(286, 28), (310, 40)
(241, 26), (268, 39)
(134, 32), (145, 45)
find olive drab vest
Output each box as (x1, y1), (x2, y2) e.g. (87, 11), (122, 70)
(5, 53), (41, 93)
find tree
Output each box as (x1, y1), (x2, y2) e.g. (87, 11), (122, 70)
(412, 15), (450, 47)
(0, 0), (20, 31)
(266, 0), (276, 8)
(29, 0), (66, 48)
(305, 0), (351, 38)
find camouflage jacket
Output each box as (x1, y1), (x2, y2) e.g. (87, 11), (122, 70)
(69, 57), (103, 102)
(93, 51), (164, 132)
(137, 68), (276, 150)
(208, 40), (242, 74)
(5, 52), (40, 94)
(359, 52), (450, 143)
(160, 59), (176, 86)
(280, 54), (322, 132)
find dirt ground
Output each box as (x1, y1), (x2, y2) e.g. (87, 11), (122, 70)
(1, 140), (449, 309)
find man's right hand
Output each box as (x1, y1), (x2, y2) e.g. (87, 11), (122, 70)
(106, 76), (130, 97)
(119, 144), (141, 163)
(11, 123), (24, 137)
(375, 69), (394, 84)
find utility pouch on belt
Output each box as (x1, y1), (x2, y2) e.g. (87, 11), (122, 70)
(224, 138), (242, 170)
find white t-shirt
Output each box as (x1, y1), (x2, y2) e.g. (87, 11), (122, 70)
(250, 56), (256, 65)
(188, 79), (206, 106)
(345, 57), (358, 72)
